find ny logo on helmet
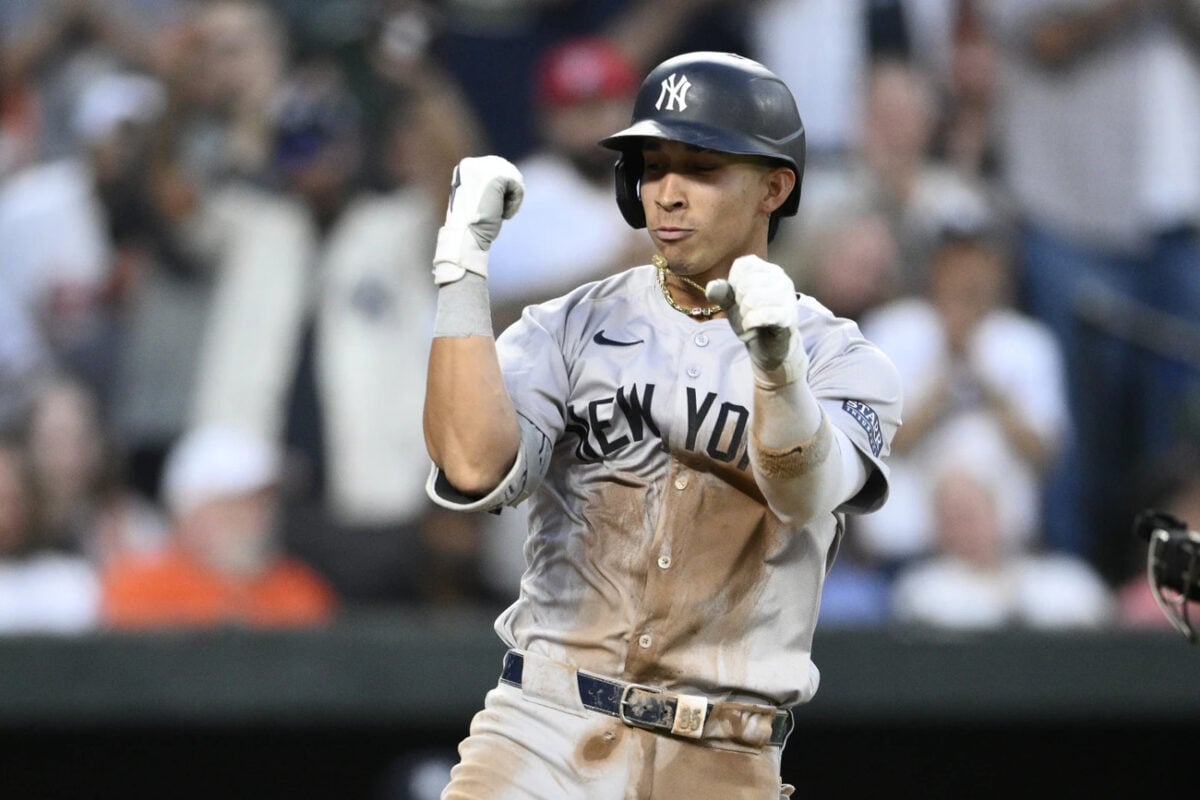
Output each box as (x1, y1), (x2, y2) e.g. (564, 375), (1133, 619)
(655, 73), (692, 112)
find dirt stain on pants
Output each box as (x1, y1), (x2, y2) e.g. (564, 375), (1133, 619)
(442, 684), (787, 800)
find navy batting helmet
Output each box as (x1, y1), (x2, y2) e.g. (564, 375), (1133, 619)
(599, 52), (805, 240)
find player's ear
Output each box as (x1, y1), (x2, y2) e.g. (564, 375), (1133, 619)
(759, 166), (796, 216)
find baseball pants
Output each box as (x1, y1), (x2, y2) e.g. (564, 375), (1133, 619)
(441, 681), (794, 800)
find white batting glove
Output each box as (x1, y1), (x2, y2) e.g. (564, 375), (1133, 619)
(706, 255), (809, 388)
(432, 156), (525, 285)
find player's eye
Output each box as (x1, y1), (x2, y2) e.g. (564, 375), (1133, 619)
(688, 161), (721, 174)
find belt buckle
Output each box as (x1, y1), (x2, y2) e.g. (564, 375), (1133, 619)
(617, 682), (663, 731)
(618, 683), (709, 739)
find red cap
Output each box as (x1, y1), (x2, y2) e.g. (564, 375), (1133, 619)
(535, 37), (639, 109)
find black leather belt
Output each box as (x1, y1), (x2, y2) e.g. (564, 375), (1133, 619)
(499, 650), (792, 747)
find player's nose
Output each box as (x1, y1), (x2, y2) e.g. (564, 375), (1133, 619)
(653, 171), (687, 211)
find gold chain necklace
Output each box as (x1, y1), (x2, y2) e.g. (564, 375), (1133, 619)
(652, 254), (722, 318)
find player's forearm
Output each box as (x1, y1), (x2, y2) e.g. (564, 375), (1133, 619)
(707, 256), (861, 525)
(423, 156), (526, 496)
(424, 335), (521, 496)
(750, 381), (847, 527)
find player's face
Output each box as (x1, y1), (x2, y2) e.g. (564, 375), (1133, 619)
(639, 139), (792, 280)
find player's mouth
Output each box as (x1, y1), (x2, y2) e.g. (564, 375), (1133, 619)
(654, 226), (692, 242)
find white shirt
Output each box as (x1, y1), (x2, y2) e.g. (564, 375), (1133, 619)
(987, 0), (1200, 249)
(0, 553), (100, 634)
(189, 184), (437, 525)
(857, 299), (1068, 559)
(0, 159), (111, 334)
(892, 553), (1115, 629)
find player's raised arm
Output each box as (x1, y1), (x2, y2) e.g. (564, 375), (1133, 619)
(423, 156), (524, 497)
(708, 256), (874, 527)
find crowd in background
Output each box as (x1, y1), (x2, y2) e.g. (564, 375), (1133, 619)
(2, 0), (1200, 636)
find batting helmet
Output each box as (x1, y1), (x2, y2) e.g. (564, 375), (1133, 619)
(599, 51), (805, 239)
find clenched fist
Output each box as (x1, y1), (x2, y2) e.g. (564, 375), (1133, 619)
(706, 255), (809, 386)
(433, 156), (525, 285)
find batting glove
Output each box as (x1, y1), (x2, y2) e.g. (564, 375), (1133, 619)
(706, 255), (809, 388)
(432, 156), (525, 285)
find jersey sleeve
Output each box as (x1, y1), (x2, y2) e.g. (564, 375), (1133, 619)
(494, 299), (572, 443)
(426, 412), (552, 512)
(801, 302), (904, 514)
(425, 299), (571, 513)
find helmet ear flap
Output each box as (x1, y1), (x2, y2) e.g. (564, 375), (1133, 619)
(614, 152), (646, 229)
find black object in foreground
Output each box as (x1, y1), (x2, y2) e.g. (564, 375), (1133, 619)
(1133, 509), (1200, 642)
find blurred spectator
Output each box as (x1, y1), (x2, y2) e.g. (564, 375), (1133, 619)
(1116, 443), (1200, 627)
(0, 69), (168, 406)
(0, 437), (100, 634)
(796, 57), (995, 295)
(24, 375), (167, 566)
(891, 457), (1115, 630)
(180, 59), (474, 605)
(0, 0), (182, 165)
(748, 0), (989, 163)
(984, 0), (1200, 578)
(364, 0), (490, 210)
(905, 0), (974, 82)
(0, 64), (211, 504)
(433, 0), (751, 160)
(749, 0), (907, 164)
(101, 423), (336, 628)
(793, 202), (901, 322)
(486, 36), (655, 330)
(0, 279), (52, 434)
(157, 0), (288, 187)
(827, 0), (1005, 181)
(856, 226), (1068, 570)
(0, 57), (40, 179)
(930, 0), (1001, 179)
(101, 1), (293, 500)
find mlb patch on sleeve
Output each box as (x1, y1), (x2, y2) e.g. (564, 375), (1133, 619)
(842, 400), (883, 457)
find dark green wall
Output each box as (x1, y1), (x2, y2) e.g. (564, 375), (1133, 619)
(1, 613), (1196, 798)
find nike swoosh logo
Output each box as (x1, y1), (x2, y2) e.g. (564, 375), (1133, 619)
(593, 330), (644, 347)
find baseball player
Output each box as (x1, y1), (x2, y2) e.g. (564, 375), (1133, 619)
(424, 52), (902, 799)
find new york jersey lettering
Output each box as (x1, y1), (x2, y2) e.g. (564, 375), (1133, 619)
(567, 384), (752, 467)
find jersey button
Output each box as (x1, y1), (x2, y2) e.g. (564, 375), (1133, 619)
(657, 555), (672, 570)
(674, 475), (688, 490)
(638, 634), (653, 649)
(686, 365), (700, 378)
(694, 333), (709, 347)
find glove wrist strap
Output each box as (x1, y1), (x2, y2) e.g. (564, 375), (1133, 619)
(752, 336), (808, 390)
(433, 225), (490, 285)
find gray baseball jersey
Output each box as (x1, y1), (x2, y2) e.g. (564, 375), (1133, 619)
(430, 264), (901, 708)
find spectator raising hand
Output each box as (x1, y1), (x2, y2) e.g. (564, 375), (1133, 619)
(856, 225), (1069, 572)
